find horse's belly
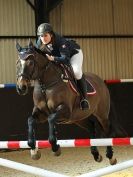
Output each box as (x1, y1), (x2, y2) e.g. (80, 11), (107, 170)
(56, 109), (91, 125)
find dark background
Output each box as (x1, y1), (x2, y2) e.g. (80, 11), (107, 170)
(0, 83), (133, 141)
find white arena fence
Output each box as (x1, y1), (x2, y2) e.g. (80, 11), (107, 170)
(0, 158), (68, 177)
(0, 158), (133, 177)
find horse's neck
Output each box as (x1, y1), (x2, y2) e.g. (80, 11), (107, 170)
(37, 54), (62, 85)
(36, 52), (48, 69)
(44, 63), (62, 83)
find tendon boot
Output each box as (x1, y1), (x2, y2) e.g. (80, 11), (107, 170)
(77, 74), (90, 110)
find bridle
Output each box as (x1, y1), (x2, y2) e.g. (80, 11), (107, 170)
(16, 48), (52, 82)
(16, 53), (36, 82)
(16, 46), (63, 92)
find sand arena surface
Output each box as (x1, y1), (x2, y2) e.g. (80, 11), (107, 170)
(0, 146), (133, 177)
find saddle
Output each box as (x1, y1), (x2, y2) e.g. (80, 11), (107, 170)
(60, 64), (96, 95)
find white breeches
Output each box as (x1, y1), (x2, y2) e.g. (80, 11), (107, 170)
(70, 49), (83, 80)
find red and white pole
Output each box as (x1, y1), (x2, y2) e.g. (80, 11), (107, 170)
(104, 79), (133, 84)
(0, 138), (133, 149)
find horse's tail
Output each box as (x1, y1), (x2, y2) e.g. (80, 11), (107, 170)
(108, 100), (128, 138)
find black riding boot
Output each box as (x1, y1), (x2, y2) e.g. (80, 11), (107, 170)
(77, 74), (90, 110)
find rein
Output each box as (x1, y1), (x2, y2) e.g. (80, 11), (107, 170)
(38, 61), (63, 93)
(37, 61), (63, 115)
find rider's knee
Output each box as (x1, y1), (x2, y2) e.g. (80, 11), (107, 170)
(72, 66), (82, 80)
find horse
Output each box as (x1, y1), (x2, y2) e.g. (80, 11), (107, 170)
(16, 40), (125, 165)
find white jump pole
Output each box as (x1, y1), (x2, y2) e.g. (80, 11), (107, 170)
(77, 159), (133, 177)
(0, 158), (68, 177)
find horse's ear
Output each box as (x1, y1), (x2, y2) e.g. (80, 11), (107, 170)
(16, 42), (22, 52)
(28, 39), (33, 48)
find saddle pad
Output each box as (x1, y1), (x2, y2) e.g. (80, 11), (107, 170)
(68, 79), (96, 95)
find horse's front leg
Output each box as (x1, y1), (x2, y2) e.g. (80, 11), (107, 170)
(48, 104), (70, 156)
(27, 108), (41, 160)
(27, 116), (36, 149)
(48, 113), (61, 156)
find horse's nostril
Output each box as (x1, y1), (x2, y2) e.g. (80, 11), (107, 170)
(21, 85), (27, 91)
(16, 84), (28, 95)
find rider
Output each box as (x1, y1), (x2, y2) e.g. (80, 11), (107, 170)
(35, 23), (90, 110)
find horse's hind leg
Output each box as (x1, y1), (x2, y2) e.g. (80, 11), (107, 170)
(76, 116), (102, 163)
(88, 116), (103, 162)
(106, 146), (117, 165)
(96, 114), (117, 165)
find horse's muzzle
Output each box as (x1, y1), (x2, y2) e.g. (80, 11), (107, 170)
(16, 83), (28, 95)
(16, 75), (30, 95)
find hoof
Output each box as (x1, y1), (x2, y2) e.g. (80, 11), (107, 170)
(30, 148), (41, 160)
(53, 147), (61, 156)
(96, 155), (103, 163)
(109, 158), (117, 165)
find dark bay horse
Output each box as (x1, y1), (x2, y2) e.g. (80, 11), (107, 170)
(16, 41), (125, 165)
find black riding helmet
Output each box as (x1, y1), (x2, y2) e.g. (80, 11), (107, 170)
(37, 23), (53, 36)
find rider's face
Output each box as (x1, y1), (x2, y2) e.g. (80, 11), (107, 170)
(40, 33), (52, 44)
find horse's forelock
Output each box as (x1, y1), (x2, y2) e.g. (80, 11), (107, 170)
(18, 46), (35, 60)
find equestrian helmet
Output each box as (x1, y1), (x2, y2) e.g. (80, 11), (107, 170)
(37, 23), (53, 36)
